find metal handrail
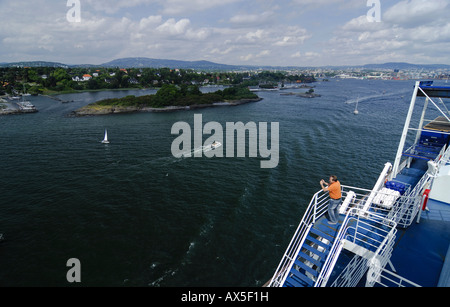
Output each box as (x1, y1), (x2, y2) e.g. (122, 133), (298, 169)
(316, 207), (397, 287)
(315, 210), (352, 287)
(389, 144), (447, 228)
(374, 267), (422, 287)
(269, 169), (432, 288)
(438, 144), (450, 167)
(269, 184), (400, 287)
(365, 219), (397, 286)
(268, 189), (329, 287)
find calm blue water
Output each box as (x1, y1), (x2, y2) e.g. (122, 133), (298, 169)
(0, 79), (435, 286)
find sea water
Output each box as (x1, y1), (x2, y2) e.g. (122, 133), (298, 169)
(0, 79), (437, 286)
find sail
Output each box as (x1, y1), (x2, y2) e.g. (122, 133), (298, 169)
(102, 129), (109, 143)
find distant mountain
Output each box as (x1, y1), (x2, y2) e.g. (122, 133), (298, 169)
(1, 58), (449, 71)
(99, 57), (240, 70)
(0, 58), (240, 70)
(0, 61), (69, 68)
(362, 62), (450, 70)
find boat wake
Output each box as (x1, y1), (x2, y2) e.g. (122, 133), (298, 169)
(139, 142), (222, 176)
(173, 142), (222, 159)
(345, 88), (409, 104)
(149, 217), (216, 286)
(149, 268), (179, 287)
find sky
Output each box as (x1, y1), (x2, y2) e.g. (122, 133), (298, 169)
(1, 0), (449, 67)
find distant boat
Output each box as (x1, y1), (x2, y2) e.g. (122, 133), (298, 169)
(354, 97), (359, 115)
(101, 129), (110, 144)
(16, 88), (37, 112)
(211, 141), (222, 150)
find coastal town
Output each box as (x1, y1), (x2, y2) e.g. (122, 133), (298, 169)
(1, 61), (450, 115)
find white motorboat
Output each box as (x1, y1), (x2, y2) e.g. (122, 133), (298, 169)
(211, 141), (222, 150)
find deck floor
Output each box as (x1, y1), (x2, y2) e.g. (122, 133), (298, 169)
(389, 199), (450, 286)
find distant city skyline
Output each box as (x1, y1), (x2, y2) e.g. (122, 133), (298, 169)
(1, 0), (449, 67)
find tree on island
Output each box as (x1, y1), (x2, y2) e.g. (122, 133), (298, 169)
(83, 84), (260, 110)
(152, 84), (180, 107)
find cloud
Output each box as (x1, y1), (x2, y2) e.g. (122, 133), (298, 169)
(341, 15), (385, 32)
(83, 0), (156, 14)
(156, 18), (191, 36)
(1, 0), (449, 66)
(322, 0), (450, 65)
(237, 29), (266, 44)
(289, 0), (362, 12)
(229, 11), (275, 27)
(159, 0), (242, 15)
(290, 0), (342, 7)
(139, 15), (163, 29)
(273, 27), (311, 46)
(383, 0), (449, 28)
(240, 50), (271, 62)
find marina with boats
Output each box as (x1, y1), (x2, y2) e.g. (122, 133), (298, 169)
(0, 95), (37, 114)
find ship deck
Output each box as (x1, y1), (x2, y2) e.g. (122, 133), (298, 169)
(382, 145), (450, 287)
(287, 149), (450, 287)
(390, 199), (450, 287)
(271, 81), (450, 288)
(309, 194), (450, 287)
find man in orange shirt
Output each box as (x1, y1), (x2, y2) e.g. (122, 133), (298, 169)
(320, 175), (342, 225)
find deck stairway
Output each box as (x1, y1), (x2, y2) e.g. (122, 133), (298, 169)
(282, 210), (396, 287)
(284, 227), (334, 287)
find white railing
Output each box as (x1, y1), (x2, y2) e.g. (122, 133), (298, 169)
(268, 184), (403, 287)
(314, 213), (349, 287)
(372, 267), (422, 287)
(319, 207), (397, 287)
(438, 143), (450, 168)
(364, 219), (397, 287)
(268, 153), (445, 287)
(268, 189), (330, 287)
(389, 144), (448, 228)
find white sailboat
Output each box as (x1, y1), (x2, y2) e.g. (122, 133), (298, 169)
(101, 129), (110, 144)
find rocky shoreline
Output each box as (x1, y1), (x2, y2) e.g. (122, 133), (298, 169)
(0, 109), (38, 115)
(280, 92), (321, 98)
(71, 97), (263, 116)
(297, 92), (322, 98)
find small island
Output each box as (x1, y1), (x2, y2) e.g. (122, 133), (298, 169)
(297, 88), (321, 98)
(280, 88), (321, 98)
(72, 85), (262, 116)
